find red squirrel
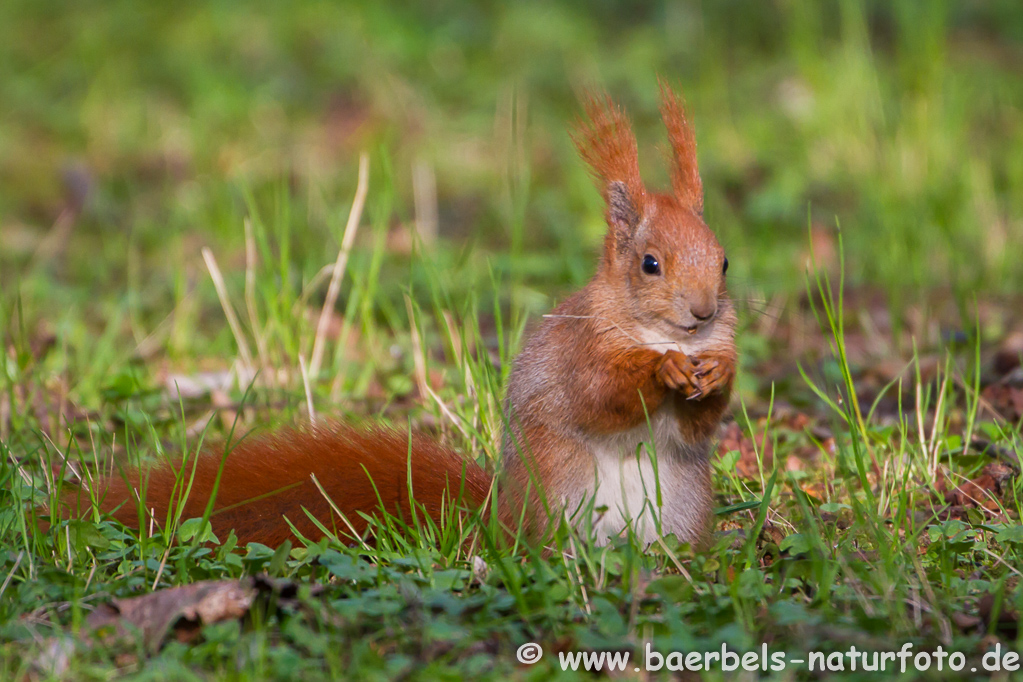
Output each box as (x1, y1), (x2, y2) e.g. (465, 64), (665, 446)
(81, 85), (736, 549)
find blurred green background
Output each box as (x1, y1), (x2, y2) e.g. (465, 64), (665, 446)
(2, 0), (1022, 390)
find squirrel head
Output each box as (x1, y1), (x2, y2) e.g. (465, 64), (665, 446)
(572, 83), (731, 347)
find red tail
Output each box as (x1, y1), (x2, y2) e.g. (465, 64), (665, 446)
(74, 424), (494, 547)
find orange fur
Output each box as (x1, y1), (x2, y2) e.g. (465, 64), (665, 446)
(72, 424), (493, 546)
(658, 80), (703, 212)
(572, 93), (645, 203)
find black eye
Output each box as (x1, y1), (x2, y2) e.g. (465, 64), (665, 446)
(641, 254), (661, 276)
(722, 257), (729, 275)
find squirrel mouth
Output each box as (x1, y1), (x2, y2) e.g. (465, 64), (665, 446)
(667, 318), (709, 337)
(671, 321), (700, 335)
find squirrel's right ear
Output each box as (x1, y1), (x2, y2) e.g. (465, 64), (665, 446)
(572, 93), (646, 248)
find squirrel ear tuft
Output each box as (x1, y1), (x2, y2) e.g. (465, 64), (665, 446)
(572, 92), (646, 237)
(659, 80), (703, 214)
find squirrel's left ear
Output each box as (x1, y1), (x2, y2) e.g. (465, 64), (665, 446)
(659, 81), (703, 215)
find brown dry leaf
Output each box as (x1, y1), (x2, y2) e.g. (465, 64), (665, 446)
(86, 579), (257, 650)
(718, 422), (774, 479)
(934, 505), (968, 523)
(800, 483), (826, 502)
(981, 383), (1023, 421)
(950, 611), (983, 631)
(985, 461), (1016, 485)
(955, 473), (999, 510)
(936, 464), (1009, 512)
(993, 331), (1023, 375)
(782, 412), (811, 432)
(62, 577), (326, 668)
(977, 593), (1020, 638)
(760, 520), (786, 546)
(718, 422), (742, 454)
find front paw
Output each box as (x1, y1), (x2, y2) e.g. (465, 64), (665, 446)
(690, 350), (735, 399)
(656, 350), (703, 399)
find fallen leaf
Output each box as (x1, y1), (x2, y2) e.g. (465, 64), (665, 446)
(780, 411), (811, 432)
(760, 520), (786, 546)
(981, 382), (1023, 421)
(799, 484), (826, 502)
(993, 331), (1023, 375)
(950, 611), (983, 631)
(82, 575), (324, 654)
(977, 593), (1020, 638)
(986, 460), (1016, 485)
(936, 463), (1010, 512)
(718, 422), (774, 479)
(87, 580), (257, 650)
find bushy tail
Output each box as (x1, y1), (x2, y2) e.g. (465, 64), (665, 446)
(68, 423), (494, 547)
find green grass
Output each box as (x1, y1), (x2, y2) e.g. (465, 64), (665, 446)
(2, 1), (1023, 679)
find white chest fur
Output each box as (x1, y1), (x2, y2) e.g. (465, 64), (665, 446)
(572, 403), (711, 545)
(634, 322), (730, 358)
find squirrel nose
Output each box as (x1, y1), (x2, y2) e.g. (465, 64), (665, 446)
(690, 298), (717, 322)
